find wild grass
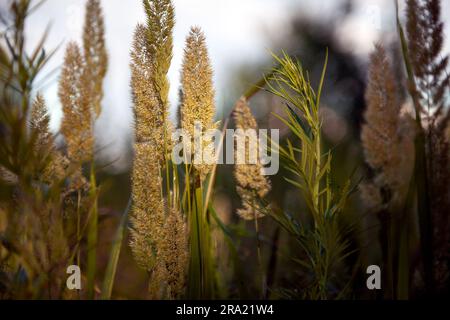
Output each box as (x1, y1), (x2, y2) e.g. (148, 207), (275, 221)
(356, 0), (450, 299)
(0, 0), (449, 300)
(129, 0), (217, 299)
(261, 51), (359, 299)
(0, 0), (110, 299)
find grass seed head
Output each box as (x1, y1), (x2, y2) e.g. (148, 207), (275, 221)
(233, 97), (271, 220)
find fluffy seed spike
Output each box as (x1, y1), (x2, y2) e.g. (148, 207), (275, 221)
(130, 0), (175, 275)
(157, 209), (188, 299)
(406, 2), (450, 285)
(59, 42), (93, 164)
(180, 26), (216, 180)
(362, 45), (401, 173)
(233, 97), (271, 220)
(360, 44), (414, 210)
(406, 0), (450, 117)
(129, 143), (165, 272)
(83, 0), (108, 118)
(130, 24), (164, 151)
(30, 93), (51, 150)
(129, 25), (165, 272)
(143, 0), (174, 138)
(30, 94), (68, 185)
(143, 0), (174, 76)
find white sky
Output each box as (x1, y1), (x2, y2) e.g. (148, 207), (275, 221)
(23, 0), (450, 170)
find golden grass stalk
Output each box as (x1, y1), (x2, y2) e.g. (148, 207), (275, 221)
(232, 97), (272, 297)
(157, 208), (188, 299)
(30, 93), (67, 184)
(233, 97), (271, 220)
(0, 0), (90, 299)
(130, 24), (166, 159)
(178, 26), (218, 299)
(129, 142), (165, 272)
(130, 1), (189, 299)
(180, 26), (217, 181)
(360, 44), (414, 211)
(30, 93), (52, 153)
(404, 0), (450, 293)
(360, 43), (416, 299)
(59, 42), (93, 164)
(143, 0), (174, 156)
(59, 1), (109, 297)
(129, 24), (166, 272)
(406, 0), (449, 119)
(83, 0), (108, 118)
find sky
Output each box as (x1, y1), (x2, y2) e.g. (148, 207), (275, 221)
(22, 0), (450, 171)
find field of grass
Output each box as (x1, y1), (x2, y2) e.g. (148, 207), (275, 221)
(0, 0), (449, 300)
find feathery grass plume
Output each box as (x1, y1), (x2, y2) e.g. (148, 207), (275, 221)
(129, 142), (165, 272)
(29, 93), (55, 178)
(178, 26), (216, 299)
(180, 27), (216, 180)
(58, 2), (108, 297)
(406, 0), (450, 120)
(130, 24), (165, 159)
(59, 42), (93, 164)
(149, 210), (188, 299)
(143, 0), (174, 155)
(83, 0), (108, 118)
(30, 93), (52, 153)
(158, 208), (188, 299)
(29, 94), (67, 184)
(2, 99), (71, 298)
(129, 23), (165, 273)
(405, 0), (450, 292)
(233, 97), (271, 220)
(361, 44), (416, 299)
(131, 7), (189, 298)
(129, 25), (162, 269)
(0, 1), (77, 299)
(361, 44), (414, 210)
(129, 0), (175, 279)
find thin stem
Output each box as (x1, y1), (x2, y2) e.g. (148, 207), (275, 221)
(76, 189), (81, 299)
(253, 210), (265, 299)
(87, 160), (98, 299)
(314, 128), (321, 218)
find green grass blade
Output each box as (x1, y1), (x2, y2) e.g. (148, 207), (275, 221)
(87, 162), (98, 299)
(100, 198), (131, 300)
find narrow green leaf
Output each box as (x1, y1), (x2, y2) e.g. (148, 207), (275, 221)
(87, 162), (98, 299)
(100, 198), (131, 300)
(315, 48), (328, 110)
